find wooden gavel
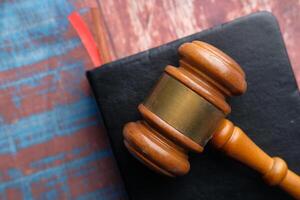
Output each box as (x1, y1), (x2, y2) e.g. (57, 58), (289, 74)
(123, 41), (300, 199)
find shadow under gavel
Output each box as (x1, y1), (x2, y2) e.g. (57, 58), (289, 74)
(123, 41), (300, 199)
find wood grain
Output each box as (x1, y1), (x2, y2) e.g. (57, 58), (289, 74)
(93, 0), (300, 87)
(212, 119), (300, 199)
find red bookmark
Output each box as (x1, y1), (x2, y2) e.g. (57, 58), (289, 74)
(68, 12), (103, 67)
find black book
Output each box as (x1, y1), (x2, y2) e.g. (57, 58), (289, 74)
(87, 12), (300, 200)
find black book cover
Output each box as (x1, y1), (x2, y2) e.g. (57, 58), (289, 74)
(87, 12), (300, 200)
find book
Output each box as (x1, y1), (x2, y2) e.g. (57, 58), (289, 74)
(87, 12), (300, 200)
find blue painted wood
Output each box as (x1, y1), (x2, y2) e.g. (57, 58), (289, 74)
(0, 1), (125, 199)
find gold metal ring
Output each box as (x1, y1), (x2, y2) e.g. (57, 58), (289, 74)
(143, 74), (224, 146)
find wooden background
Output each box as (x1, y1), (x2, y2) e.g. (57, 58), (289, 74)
(0, 1), (299, 199)
(86, 0), (300, 86)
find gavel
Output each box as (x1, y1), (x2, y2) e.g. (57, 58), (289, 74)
(122, 41), (300, 199)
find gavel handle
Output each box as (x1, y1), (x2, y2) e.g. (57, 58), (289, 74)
(211, 119), (300, 199)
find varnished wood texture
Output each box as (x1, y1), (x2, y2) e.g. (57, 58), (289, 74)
(212, 119), (300, 199)
(123, 41), (300, 199)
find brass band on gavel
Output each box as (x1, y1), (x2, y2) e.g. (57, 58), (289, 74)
(143, 73), (224, 146)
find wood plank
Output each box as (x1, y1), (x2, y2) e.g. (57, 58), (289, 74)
(95, 0), (300, 87)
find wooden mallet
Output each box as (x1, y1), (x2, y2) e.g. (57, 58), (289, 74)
(123, 41), (300, 199)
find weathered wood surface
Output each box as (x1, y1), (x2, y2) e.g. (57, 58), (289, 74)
(0, 1), (125, 199)
(0, 1), (298, 199)
(96, 0), (300, 87)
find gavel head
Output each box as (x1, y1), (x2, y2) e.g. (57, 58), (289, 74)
(123, 41), (247, 177)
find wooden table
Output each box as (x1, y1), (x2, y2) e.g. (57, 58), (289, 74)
(0, 1), (298, 199)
